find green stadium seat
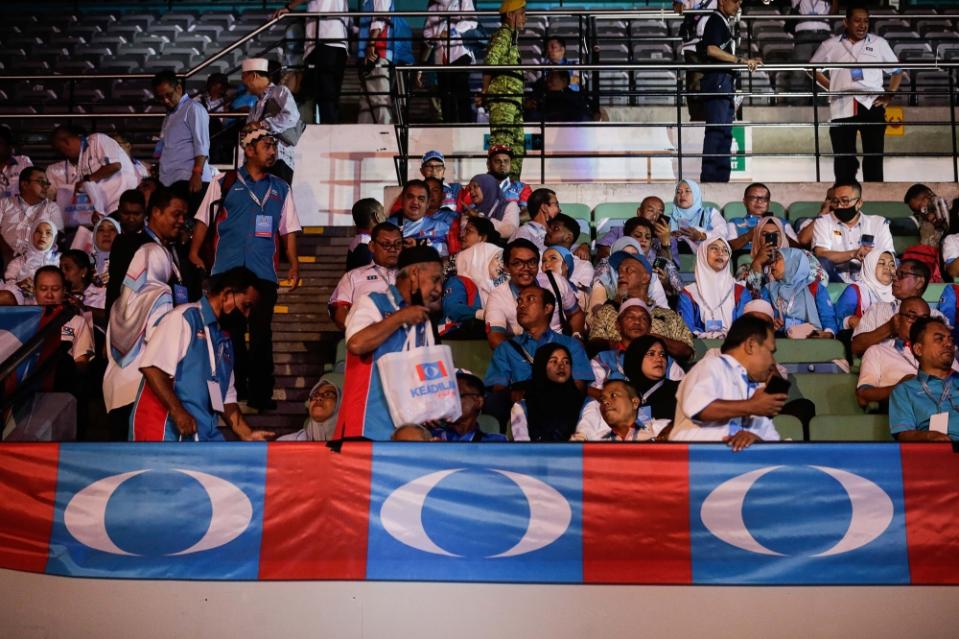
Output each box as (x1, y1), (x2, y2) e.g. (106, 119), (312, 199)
(773, 414), (805, 441)
(722, 201), (786, 218)
(477, 414), (501, 436)
(693, 339), (723, 360)
(867, 201), (912, 219)
(678, 254), (695, 272)
(446, 339), (492, 378)
(562, 203), (592, 223)
(787, 201), (823, 221)
(736, 252), (753, 270)
(826, 282), (846, 303)
(808, 414), (892, 442)
(793, 373), (863, 415)
(893, 234), (918, 254)
(694, 338), (847, 372)
(593, 202), (640, 221)
(923, 282), (947, 304)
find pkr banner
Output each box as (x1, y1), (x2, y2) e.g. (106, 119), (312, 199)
(0, 442), (956, 585)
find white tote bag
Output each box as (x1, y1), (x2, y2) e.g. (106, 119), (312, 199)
(376, 324), (462, 428)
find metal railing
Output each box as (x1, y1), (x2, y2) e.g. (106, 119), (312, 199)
(0, 8), (956, 182)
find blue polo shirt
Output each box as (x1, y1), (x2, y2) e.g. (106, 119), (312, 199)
(889, 370), (959, 441)
(484, 330), (594, 388)
(158, 94), (213, 186)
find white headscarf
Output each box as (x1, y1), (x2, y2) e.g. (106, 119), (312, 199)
(859, 249), (895, 306)
(92, 216), (121, 277)
(454, 241), (503, 306)
(107, 243), (173, 366)
(6, 220), (59, 284)
(686, 234), (737, 331)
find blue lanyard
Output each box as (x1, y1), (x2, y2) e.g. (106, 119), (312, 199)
(919, 375), (955, 412)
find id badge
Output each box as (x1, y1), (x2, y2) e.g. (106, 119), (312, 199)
(173, 284), (189, 306)
(637, 405), (652, 424)
(255, 214), (273, 238)
(930, 412), (949, 435)
(850, 68), (864, 82)
(705, 319), (724, 333)
(208, 379), (225, 413)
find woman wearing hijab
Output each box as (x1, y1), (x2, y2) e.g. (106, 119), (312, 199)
(542, 245), (588, 312)
(442, 225), (504, 338)
(103, 243), (174, 440)
(511, 342), (588, 441)
(463, 173), (520, 239)
(3, 219), (59, 303)
(277, 375), (342, 441)
(762, 247), (838, 338)
(678, 235), (752, 337)
(834, 250), (895, 331)
(91, 216), (120, 286)
(622, 334), (680, 420)
(736, 216), (826, 293)
(670, 178), (727, 251)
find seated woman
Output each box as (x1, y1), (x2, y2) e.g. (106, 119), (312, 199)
(626, 217), (683, 303)
(762, 247), (838, 338)
(461, 173), (520, 240)
(588, 236), (669, 315)
(91, 217), (120, 287)
(60, 249), (107, 314)
(511, 343), (588, 441)
(442, 217), (503, 338)
(623, 335), (680, 421)
(542, 245), (588, 312)
(2, 220), (59, 305)
(834, 249), (895, 331)
(277, 376), (342, 441)
(736, 216), (828, 295)
(678, 235), (752, 338)
(33, 265), (94, 367)
(670, 178), (728, 253)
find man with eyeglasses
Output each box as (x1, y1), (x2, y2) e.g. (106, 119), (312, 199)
(329, 222), (402, 331)
(429, 370), (507, 442)
(812, 179), (894, 283)
(387, 179), (460, 257)
(511, 188), (560, 253)
(810, 5), (901, 183)
(191, 123), (302, 411)
(726, 183), (798, 252)
(131, 266), (274, 442)
(484, 238), (585, 349)
(0, 166), (64, 265)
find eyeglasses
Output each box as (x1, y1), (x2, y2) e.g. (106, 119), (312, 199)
(745, 195), (770, 202)
(28, 179), (51, 187)
(374, 240), (403, 251)
(896, 270), (924, 279)
(830, 197), (860, 206)
(310, 390), (339, 401)
(508, 258), (539, 269)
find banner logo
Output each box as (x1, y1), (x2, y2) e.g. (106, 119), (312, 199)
(415, 361), (448, 382)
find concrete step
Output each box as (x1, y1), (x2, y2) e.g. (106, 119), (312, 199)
(274, 351), (323, 364)
(244, 413), (303, 432)
(275, 374), (325, 389)
(274, 387), (311, 402)
(273, 331), (325, 342)
(274, 363), (329, 376)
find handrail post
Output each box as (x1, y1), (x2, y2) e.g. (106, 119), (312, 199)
(950, 68), (958, 183)
(676, 70), (684, 181)
(811, 65), (822, 183)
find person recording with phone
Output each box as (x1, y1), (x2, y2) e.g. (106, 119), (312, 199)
(812, 180), (894, 283)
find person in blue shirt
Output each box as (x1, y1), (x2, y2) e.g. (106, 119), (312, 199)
(726, 183), (798, 252)
(430, 371), (507, 442)
(388, 179), (459, 257)
(190, 123), (303, 411)
(889, 316), (959, 441)
(762, 247), (839, 338)
(131, 267), (274, 442)
(484, 284), (593, 396)
(937, 283), (959, 343)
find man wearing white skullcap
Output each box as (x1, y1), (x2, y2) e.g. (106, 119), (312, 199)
(241, 58), (301, 184)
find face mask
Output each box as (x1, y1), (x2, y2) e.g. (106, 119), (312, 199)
(833, 206), (858, 223)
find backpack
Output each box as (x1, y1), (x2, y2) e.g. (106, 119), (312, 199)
(358, 0), (415, 66)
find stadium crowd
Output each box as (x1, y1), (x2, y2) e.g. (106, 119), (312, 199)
(0, 2), (957, 447)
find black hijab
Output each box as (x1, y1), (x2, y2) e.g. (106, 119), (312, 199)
(524, 342), (586, 442)
(623, 335), (679, 420)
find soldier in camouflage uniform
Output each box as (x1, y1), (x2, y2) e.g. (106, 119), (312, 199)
(481, 0), (527, 180)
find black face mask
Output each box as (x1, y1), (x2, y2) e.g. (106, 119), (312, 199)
(833, 205), (858, 223)
(489, 170), (509, 182)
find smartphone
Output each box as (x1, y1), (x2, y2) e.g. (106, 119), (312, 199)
(411, 290), (424, 307)
(658, 214), (670, 226)
(765, 376), (791, 395)
(653, 257), (670, 271)
(861, 234), (875, 248)
(763, 231), (779, 246)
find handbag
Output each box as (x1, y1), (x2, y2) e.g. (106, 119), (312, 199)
(376, 323), (462, 427)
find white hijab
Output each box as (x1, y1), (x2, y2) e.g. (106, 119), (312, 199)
(454, 241), (503, 306)
(108, 243), (173, 366)
(859, 250), (895, 306)
(687, 235), (737, 330)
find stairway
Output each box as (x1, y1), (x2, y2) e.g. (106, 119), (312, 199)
(241, 226), (353, 436)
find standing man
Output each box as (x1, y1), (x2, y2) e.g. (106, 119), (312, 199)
(482, 0), (527, 180)
(151, 70), (213, 217)
(0, 125), (32, 199)
(335, 245), (445, 440)
(811, 5), (901, 183)
(0, 167), (63, 265)
(275, 0), (350, 124)
(698, 0), (761, 183)
(131, 267), (274, 442)
(49, 124), (139, 221)
(329, 221), (401, 331)
(242, 58), (302, 184)
(191, 123), (302, 412)
(357, 0), (395, 125)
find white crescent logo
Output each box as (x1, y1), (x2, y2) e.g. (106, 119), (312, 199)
(64, 469), (253, 556)
(380, 468), (572, 558)
(700, 465), (894, 557)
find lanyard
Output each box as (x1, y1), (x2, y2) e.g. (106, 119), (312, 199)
(203, 320), (218, 381)
(697, 284), (733, 322)
(919, 376), (954, 412)
(370, 264), (393, 285)
(143, 227), (183, 282)
(641, 380), (664, 403)
(235, 171), (274, 211)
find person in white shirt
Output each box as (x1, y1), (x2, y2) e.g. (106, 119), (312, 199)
(49, 125), (138, 221)
(510, 188), (559, 253)
(812, 180), (894, 283)
(810, 6), (902, 183)
(856, 297), (931, 409)
(573, 379), (670, 442)
(0, 168), (63, 267)
(276, 0), (350, 124)
(944, 232), (959, 281)
(670, 314), (786, 450)
(791, 0), (837, 40)
(242, 57), (302, 183)
(423, 0), (479, 123)
(34, 266), (95, 366)
(0, 125), (32, 199)
(329, 222), (401, 330)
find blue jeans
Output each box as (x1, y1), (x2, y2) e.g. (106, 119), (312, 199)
(700, 73), (735, 183)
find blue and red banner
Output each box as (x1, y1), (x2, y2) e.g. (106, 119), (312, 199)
(0, 442), (957, 585)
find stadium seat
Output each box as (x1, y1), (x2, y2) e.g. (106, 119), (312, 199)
(773, 414), (805, 441)
(777, 339), (847, 373)
(447, 340), (491, 377)
(867, 201), (912, 219)
(477, 414), (501, 436)
(787, 201), (823, 221)
(923, 283), (947, 304)
(562, 203), (592, 224)
(793, 374), (863, 416)
(893, 235), (918, 254)
(722, 201), (787, 218)
(593, 202), (640, 222)
(808, 414), (892, 442)
(826, 283), (845, 303)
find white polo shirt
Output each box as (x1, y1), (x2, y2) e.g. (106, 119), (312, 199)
(858, 340), (959, 389)
(77, 133), (139, 215)
(942, 233), (959, 266)
(813, 211), (894, 283)
(810, 33), (901, 121)
(573, 399), (669, 442)
(0, 196), (64, 255)
(669, 353), (781, 442)
(329, 262), (396, 313)
(485, 273), (580, 337)
(305, 0), (349, 55)
(853, 300), (948, 338)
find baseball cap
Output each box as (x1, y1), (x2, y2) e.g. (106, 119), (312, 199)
(421, 150), (445, 166)
(618, 298), (652, 318)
